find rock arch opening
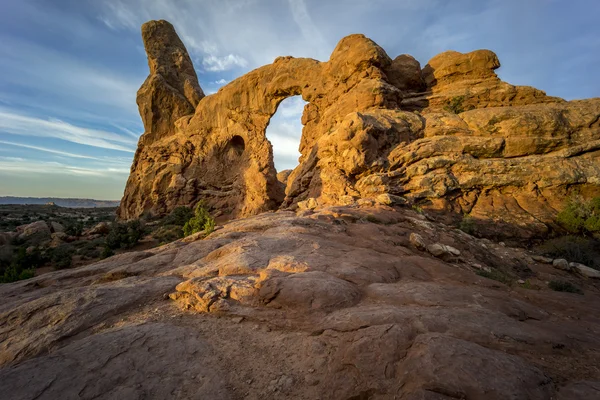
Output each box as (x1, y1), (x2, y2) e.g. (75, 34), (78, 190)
(265, 96), (306, 178)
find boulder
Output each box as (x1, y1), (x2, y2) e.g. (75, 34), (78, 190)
(532, 255), (554, 264)
(49, 232), (68, 248)
(83, 222), (111, 236)
(571, 263), (600, 279)
(409, 232), (427, 251)
(553, 259), (571, 271)
(427, 243), (460, 258)
(50, 222), (65, 233)
(375, 193), (406, 206)
(16, 221), (51, 240)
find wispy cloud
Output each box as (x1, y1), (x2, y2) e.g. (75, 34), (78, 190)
(0, 140), (104, 160)
(214, 78), (228, 85)
(203, 54), (248, 72)
(0, 35), (141, 116)
(0, 159), (130, 177)
(0, 108), (136, 152)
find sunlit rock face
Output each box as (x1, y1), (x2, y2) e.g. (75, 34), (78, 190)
(118, 19), (600, 239)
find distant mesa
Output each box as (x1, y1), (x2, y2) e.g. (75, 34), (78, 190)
(0, 197), (120, 208)
(118, 19), (600, 239)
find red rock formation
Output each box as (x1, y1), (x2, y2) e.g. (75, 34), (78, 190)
(118, 20), (600, 239)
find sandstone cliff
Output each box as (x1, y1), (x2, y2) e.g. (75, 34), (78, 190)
(117, 20), (600, 240)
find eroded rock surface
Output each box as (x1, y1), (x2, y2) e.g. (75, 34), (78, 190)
(3, 206), (600, 399)
(117, 21), (600, 240)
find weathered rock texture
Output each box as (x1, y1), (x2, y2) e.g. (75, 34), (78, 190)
(3, 206), (600, 399)
(118, 20), (600, 239)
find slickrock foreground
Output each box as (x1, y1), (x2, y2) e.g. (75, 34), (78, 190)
(118, 20), (600, 241)
(2, 205), (600, 399)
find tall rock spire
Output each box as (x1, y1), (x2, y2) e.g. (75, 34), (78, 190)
(136, 20), (204, 144)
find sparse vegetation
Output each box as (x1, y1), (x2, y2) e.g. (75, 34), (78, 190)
(412, 205), (424, 214)
(444, 95), (465, 114)
(476, 268), (512, 286)
(153, 206), (194, 244)
(518, 280), (534, 290)
(51, 245), (75, 270)
(0, 202), (219, 283)
(548, 280), (583, 294)
(459, 213), (475, 235)
(0, 246), (46, 283)
(556, 196), (600, 235)
(183, 202), (216, 237)
(536, 235), (600, 270)
(105, 220), (145, 250)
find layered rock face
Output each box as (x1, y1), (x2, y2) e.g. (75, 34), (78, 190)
(118, 20), (600, 239)
(3, 206), (600, 399)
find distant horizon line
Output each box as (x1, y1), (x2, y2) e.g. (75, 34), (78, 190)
(0, 195), (121, 202)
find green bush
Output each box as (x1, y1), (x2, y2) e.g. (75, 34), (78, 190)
(537, 236), (600, 270)
(183, 202), (215, 237)
(51, 245), (75, 269)
(161, 206), (193, 227)
(556, 196), (600, 235)
(0, 246), (45, 283)
(105, 220), (145, 250)
(548, 280), (582, 294)
(65, 222), (84, 236)
(100, 245), (114, 259)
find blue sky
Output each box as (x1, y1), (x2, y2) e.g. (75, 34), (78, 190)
(0, 0), (598, 200)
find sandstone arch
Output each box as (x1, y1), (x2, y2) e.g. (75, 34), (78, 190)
(118, 20), (402, 220)
(118, 20), (600, 240)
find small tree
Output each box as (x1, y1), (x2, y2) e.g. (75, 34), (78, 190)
(183, 202), (215, 237)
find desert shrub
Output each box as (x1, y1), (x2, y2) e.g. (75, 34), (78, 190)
(548, 280), (582, 294)
(51, 245), (75, 269)
(183, 202), (215, 237)
(556, 196), (600, 235)
(161, 206), (194, 227)
(203, 217), (216, 235)
(100, 245), (115, 259)
(444, 96), (465, 114)
(459, 214), (475, 235)
(75, 238), (104, 260)
(0, 266), (34, 283)
(65, 222), (84, 236)
(0, 246), (45, 283)
(105, 220), (145, 250)
(536, 236), (600, 270)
